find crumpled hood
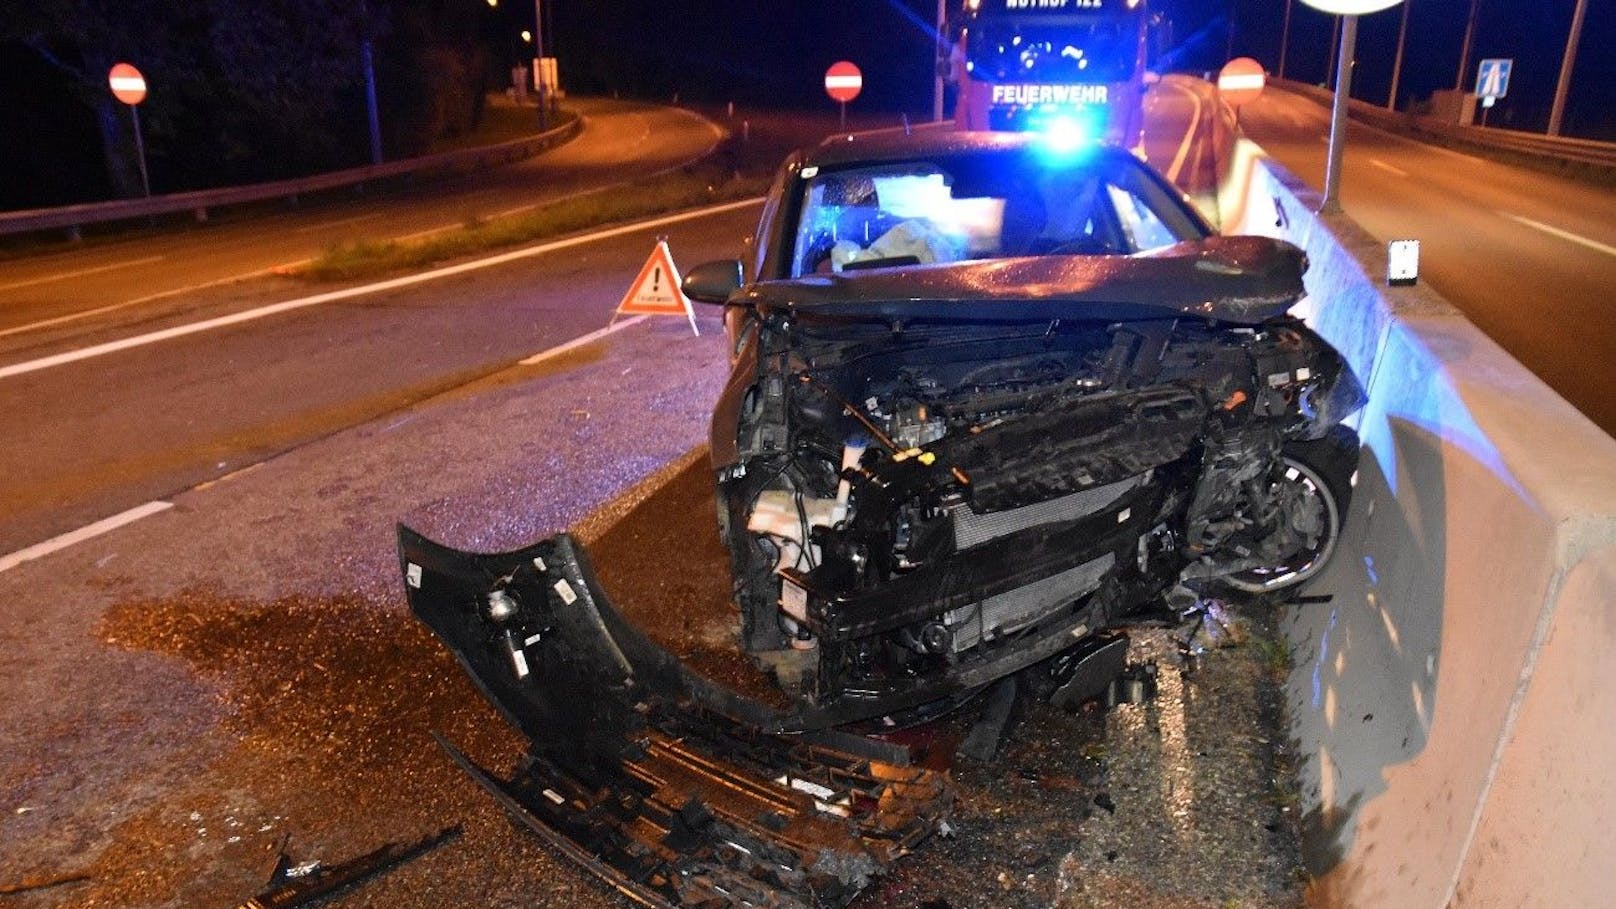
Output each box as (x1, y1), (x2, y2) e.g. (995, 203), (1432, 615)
(741, 235), (1308, 326)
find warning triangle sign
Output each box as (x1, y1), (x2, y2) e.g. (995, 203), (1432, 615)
(614, 240), (698, 334)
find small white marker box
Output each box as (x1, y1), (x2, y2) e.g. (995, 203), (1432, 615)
(1387, 239), (1419, 287)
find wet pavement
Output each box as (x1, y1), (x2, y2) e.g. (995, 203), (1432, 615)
(3, 104), (1307, 907)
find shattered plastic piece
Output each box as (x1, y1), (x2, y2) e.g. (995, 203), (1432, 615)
(235, 825), (459, 909)
(1104, 662), (1159, 707)
(1047, 633), (1131, 711)
(401, 530), (950, 908)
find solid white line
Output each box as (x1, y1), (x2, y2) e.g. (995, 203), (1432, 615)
(0, 197), (763, 381)
(1369, 158), (1409, 177)
(1164, 80), (1204, 185)
(0, 269), (282, 340)
(293, 212), (384, 234)
(0, 501), (173, 574)
(0, 255), (165, 292)
(0, 107), (722, 344)
(520, 315), (649, 365)
(1499, 212), (1616, 258)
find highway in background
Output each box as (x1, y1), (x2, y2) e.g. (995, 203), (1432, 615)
(1238, 86), (1616, 436)
(0, 98), (721, 347)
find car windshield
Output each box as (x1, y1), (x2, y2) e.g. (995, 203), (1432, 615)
(787, 149), (1206, 278)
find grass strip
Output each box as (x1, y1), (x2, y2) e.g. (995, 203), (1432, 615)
(295, 161), (768, 282)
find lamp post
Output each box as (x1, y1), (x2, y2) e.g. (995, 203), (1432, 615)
(1387, 0), (1410, 110)
(1302, 0), (1404, 214)
(1454, 0), (1477, 92)
(532, 0), (547, 129)
(1547, 0), (1588, 136)
(1278, 0), (1293, 80)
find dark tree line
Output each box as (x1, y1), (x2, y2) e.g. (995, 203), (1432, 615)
(1, 0), (493, 207)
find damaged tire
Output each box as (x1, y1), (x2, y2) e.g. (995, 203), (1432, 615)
(1220, 424), (1358, 594)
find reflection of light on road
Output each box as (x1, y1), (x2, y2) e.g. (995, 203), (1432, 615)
(1411, 678), (1429, 730)
(1371, 590), (1402, 652)
(1313, 608), (1339, 710)
(1156, 666), (1197, 843)
(1319, 745), (1338, 817)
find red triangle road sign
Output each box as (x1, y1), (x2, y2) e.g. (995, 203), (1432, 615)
(615, 240), (698, 334)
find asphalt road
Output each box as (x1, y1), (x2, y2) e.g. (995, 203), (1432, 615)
(1237, 86), (1616, 436)
(0, 96), (1309, 909)
(5, 83), (1611, 908)
(0, 97), (722, 343)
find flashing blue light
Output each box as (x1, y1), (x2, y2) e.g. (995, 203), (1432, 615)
(1039, 114), (1091, 154)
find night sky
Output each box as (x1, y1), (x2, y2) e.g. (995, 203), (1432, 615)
(2, 0), (1612, 209)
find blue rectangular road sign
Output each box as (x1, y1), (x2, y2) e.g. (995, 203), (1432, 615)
(1476, 58), (1512, 99)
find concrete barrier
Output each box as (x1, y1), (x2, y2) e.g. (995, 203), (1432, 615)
(1223, 141), (1616, 906)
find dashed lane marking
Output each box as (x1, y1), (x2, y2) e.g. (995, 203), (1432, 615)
(1500, 212), (1616, 259)
(0, 255), (165, 292)
(0, 501), (173, 574)
(0, 197), (763, 381)
(1369, 158), (1409, 177)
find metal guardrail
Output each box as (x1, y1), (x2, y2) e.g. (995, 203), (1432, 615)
(0, 113), (583, 242)
(1272, 79), (1616, 181)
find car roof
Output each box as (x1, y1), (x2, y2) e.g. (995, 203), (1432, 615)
(800, 128), (1141, 171)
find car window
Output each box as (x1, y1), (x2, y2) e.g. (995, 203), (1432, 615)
(786, 152), (1203, 277)
(1107, 183), (1180, 252)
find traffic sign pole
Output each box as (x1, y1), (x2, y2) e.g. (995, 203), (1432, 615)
(108, 63), (153, 198)
(129, 106), (151, 198)
(1321, 14), (1357, 214)
(824, 61), (863, 131)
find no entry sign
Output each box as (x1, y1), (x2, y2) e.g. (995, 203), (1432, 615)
(108, 63), (147, 105)
(824, 61), (863, 104)
(1217, 57), (1266, 107)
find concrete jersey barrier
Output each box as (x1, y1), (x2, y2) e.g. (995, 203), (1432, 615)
(1221, 138), (1616, 905)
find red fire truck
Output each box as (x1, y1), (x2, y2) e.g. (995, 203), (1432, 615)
(953, 0), (1150, 147)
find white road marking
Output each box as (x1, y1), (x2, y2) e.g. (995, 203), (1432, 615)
(292, 212), (384, 234)
(0, 255), (165, 292)
(1163, 80), (1204, 185)
(0, 197), (763, 381)
(0, 268), (286, 340)
(0, 501), (172, 574)
(1369, 158), (1409, 177)
(1, 106), (723, 343)
(520, 315), (649, 365)
(1500, 212), (1616, 258)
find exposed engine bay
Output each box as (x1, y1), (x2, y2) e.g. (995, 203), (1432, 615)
(714, 259), (1363, 727)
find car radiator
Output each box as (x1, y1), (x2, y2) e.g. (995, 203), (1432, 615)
(941, 475), (1140, 653)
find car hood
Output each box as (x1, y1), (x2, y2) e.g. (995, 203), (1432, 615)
(741, 235), (1307, 326)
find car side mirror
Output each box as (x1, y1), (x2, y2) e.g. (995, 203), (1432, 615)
(683, 259), (745, 305)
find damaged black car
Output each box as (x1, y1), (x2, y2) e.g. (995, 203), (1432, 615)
(397, 129), (1362, 907)
(678, 131), (1363, 729)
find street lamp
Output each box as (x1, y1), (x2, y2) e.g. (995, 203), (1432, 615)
(1387, 0), (1410, 110)
(532, 0), (547, 128)
(1547, 0), (1588, 136)
(1300, 0), (1404, 213)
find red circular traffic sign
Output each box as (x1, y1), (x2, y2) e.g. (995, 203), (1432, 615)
(1217, 57), (1265, 107)
(109, 63), (147, 105)
(825, 61), (863, 104)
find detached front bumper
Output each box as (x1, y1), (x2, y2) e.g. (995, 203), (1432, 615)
(399, 527), (949, 908)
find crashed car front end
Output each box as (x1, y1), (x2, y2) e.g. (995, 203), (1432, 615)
(711, 237), (1364, 727)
